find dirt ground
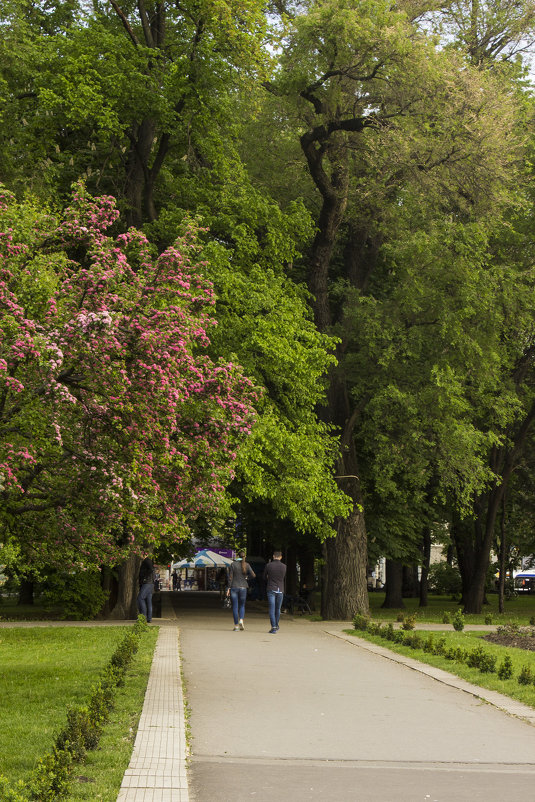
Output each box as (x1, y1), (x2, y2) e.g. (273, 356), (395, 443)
(484, 626), (535, 651)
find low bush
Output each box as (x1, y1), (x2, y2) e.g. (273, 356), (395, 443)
(518, 665), (533, 686)
(401, 614), (417, 631)
(452, 609), (465, 632)
(498, 655), (514, 680)
(352, 613), (370, 632)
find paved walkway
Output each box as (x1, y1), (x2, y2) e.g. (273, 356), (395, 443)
(170, 593), (535, 802)
(4, 597), (535, 801)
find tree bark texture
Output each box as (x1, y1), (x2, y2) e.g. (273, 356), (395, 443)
(322, 502), (368, 619)
(108, 553), (142, 619)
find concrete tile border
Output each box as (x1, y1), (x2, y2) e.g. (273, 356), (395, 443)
(327, 629), (535, 727)
(116, 597), (189, 802)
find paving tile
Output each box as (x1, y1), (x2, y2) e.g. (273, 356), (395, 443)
(116, 604), (189, 802)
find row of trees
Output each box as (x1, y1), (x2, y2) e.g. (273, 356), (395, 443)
(2, 0), (535, 615)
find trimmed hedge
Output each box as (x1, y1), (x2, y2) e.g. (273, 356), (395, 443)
(0, 616), (149, 801)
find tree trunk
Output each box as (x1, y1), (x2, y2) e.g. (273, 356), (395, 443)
(420, 526), (431, 607)
(403, 565), (419, 598)
(321, 504), (368, 619)
(108, 553), (142, 619)
(382, 560), (404, 609)
(498, 494), (506, 614)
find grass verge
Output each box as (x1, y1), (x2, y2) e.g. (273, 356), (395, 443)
(67, 625), (159, 801)
(0, 625), (158, 795)
(344, 628), (535, 708)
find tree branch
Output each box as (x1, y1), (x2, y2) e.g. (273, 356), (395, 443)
(109, 0), (140, 47)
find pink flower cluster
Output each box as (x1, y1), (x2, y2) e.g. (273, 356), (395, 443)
(0, 182), (257, 568)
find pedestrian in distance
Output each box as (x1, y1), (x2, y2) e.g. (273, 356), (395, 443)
(137, 556), (154, 623)
(264, 550), (286, 633)
(227, 551), (255, 631)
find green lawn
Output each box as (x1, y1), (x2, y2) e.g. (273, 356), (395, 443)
(345, 627), (535, 708)
(367, 592), (535, 624)
(0, 626), (158, 792)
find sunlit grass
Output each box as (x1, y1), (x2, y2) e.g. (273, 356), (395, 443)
(0, 625), (157, 791)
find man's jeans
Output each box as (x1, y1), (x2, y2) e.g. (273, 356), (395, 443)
(267, 590), (283, 629)
(230, 587), (247, 625)
(137, 581), (153, 622)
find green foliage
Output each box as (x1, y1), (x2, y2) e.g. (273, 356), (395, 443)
(442, 612), (452, 624)
(401, 613), (417, 631)
(498, 655), (514, 680)
(0, 619), (148, 801)
(466, 646), (496, 673)
(428, 563), (463, 597)
(517, 665), (533, 685)
(452, 609), (466, 631)
(41, 571), (108, 620)
(352, 612), (370, 631)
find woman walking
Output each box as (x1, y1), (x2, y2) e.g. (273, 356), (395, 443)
(227, 551), (255, 631)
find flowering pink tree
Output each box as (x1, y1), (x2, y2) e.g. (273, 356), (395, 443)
(0, 183), (256, 571)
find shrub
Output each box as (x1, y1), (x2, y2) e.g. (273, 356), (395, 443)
(29, 745), (73, 801)
(479, 652), (497, 674)
(452, 609), (465, 631)
(41, 570), (109, 620)
(401, 614), (417, 631)
(423, 634), (435, 653)
(0, 776), (29, 801)
(384, 623), (395, 641)
(393, 630), (405, 644)
(442, 612), (451, 624)
(498, 655), (514, 680)
(427, 562), (462, 595)
(445, 647), (457, 660)
(518, 665), (533, 685)
(484, 614), (493, 625)
(352, 613), (370, 632)
(403, 632), (423, 650)
(433, 637), (447, 656)
(396, 612), (405, 622)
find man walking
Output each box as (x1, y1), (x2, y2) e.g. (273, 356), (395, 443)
(264, 551), (286, 634)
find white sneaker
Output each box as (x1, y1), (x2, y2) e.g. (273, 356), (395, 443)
(239, 619), (245, 630)
(233, 625), (240, 631)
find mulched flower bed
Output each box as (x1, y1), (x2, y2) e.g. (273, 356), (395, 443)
(484, 626), (535, 652)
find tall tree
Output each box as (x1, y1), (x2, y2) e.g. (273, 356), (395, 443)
(258, 0), (521, 617)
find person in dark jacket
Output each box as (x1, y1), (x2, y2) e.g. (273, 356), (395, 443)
(264, 551), (287, 634)
(226, 551), (255, 631)
(137, 557), (154, 623)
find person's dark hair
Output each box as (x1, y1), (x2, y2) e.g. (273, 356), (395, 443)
(238, 550), (247, 574)
(273, 550), (282, 559)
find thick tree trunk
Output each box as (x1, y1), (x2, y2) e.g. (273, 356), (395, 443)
(108, 554), (142, 619)
(321, 504), (368, 619)
(419, 526), (431, 607)
(382, 560), (404, 608)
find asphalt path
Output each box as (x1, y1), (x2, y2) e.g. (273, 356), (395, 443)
(171, 592), (535, 802)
